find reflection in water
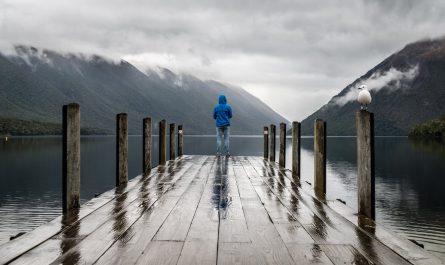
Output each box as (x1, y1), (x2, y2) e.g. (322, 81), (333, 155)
(112, 186), (129, 243)
(1, 136), (445, 259)
(409, 138), (445, 159)
(59, 208), (81, 265)
(356, 216), (378, 264)
(212, 157), (233, 220)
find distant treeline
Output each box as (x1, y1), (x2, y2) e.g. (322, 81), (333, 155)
(409, 115), (445, 139)
(0, 117), (110, 136)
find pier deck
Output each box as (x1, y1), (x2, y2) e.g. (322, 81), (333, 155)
(0, 155), (442, 265)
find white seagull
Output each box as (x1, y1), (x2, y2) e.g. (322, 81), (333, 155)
(357, 84), (372, 110)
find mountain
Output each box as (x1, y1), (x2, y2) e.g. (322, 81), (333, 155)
(301, 38), (445, 136)
(0, 46), (286, 135)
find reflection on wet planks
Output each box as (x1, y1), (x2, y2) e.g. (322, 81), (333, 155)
(2, 155), (443, 265)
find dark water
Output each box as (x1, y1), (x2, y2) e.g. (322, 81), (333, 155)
(0, 136), (444, 260)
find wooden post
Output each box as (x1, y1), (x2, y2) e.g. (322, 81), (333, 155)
(263, 126), (269, 159)
(169, 123), (176, 160)
(178, 125), (184, 156)
(62, 103), (80, 213)
(159, 119), (166, 165)
(269, 124), (276, 162)
(292, 121), (301, 178)
(143, 117), (152, 175)
(356, 110), (375, 220)
(116, 113), (128, 186)
(314, 119), (326, 196)
(279, 123), (286, 168)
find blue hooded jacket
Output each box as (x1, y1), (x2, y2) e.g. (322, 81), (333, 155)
(213, 95), (233, 127)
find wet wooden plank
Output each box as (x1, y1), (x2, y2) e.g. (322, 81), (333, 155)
(135, 241), (183, 265)
(9, 157), (197, 265)
(218, 243), (266, 265)
(246, 157), (413, 265)
(94, 157), (210, 265)
(233, 161), (296, 265)
(0, 168), (149, 264)
(176, 173), (219, 265)
(320, 244), (373, 265)
(154, 160), (212, 241)
(274, 223), (314, 244)
(6, 155), (442, 265)
(285, 244), (334, 265)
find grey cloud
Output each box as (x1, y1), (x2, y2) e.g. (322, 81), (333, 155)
(0, 0), (444, 121)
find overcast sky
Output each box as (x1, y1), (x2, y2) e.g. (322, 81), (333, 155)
(1, 0), (444, 120)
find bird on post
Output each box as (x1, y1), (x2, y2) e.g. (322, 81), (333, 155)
(357, 84), (372, 110)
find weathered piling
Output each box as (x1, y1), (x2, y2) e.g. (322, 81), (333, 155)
(62, 103), (80, 212)
(169, 123), (176, 160)
(269, 124), (276, 162)
(263, 126), (269, 159)
(292, 121), (301, 178)
(314, 119), (326, 196)
(178, 125), (184, 156)
(116, 113), (128, 186)
(279, 123), (286, 168)
(143, 117), (152, 175)
(356, 110), (375, 220)
(159, 120), (167, 165)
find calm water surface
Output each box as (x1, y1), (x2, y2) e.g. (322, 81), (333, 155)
(0, 135), (444, 260)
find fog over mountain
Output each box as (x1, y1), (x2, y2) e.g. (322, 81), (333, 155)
(0, 46), (286, 135)
(301, 38), (445, 136)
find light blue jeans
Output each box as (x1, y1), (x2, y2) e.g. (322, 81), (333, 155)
(216, 126), (230, 155)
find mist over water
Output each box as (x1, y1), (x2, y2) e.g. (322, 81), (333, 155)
(0, 136), (444, 260)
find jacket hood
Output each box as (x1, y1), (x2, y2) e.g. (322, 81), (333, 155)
(218, 95), (227, 104)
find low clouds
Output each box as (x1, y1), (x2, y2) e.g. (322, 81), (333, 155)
(0, 0), (444, 120)
(332, 65), (419, 106)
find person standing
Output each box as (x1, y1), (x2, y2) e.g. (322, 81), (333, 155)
(213, 95), (232, 157)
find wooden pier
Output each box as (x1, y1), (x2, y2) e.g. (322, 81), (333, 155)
(0, 104), (443, 264)
(0, 155), (442, 264)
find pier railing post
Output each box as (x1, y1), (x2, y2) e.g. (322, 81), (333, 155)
(279, 123), (286, 168)
(143, 117), (152, 175)
(356, 110), (375, 220)
(159, 119), (166, 165)
(314, 119), (326, 196)
(269, 124), (276, 162)
(62, 103), (80, 213)
(169, 123), (176, 160)
(178, 125), (184, 156)
(263, 126), (269, 159)
(292, 121), (301, 179)
(116, 113), (128, 186)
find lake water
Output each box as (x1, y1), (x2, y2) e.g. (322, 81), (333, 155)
(0, 135), (444, 260)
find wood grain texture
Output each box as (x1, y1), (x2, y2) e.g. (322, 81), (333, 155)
(314, 119), (326, 196)
(143, 117), (152, 175)
(291, 121), (301, 179)
(62, 103), (81, 212)
(356, 110), (375, 220)
(116, 113), (128, 186)
(279, 122), (286, 168)
(269, 124), (276, 162)
(4, 155), (438, 265)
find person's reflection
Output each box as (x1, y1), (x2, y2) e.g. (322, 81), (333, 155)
(59, 208), (81, 264)
(212, 157), (222, 210)
(220, 158), (231, 215)
(214, 157), (232, 219)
